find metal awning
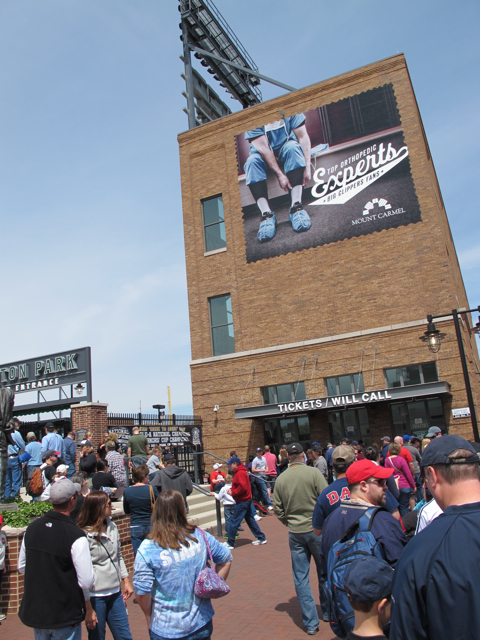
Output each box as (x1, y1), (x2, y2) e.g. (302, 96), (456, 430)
(235, 381), (451, 420)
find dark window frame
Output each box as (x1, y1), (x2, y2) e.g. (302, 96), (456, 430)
(325, 372), (364, 396)
(202, 194), (226, 253)
(261, 381), (306, 405)
(383, 362), (438, 388)
(208, 294), (235, 356)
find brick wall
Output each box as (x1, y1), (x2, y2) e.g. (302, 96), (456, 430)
(0, 509), (132, 614)
(71, 402), (109, 451)
(178, 54), (480, 461)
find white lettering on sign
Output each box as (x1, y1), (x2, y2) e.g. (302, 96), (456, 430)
(310, 142), (409, 206)
(277, 389), (392, 414)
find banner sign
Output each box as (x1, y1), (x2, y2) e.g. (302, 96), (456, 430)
(0, 347), (92, 415)
(108, 424), (202, 449)
(235, 83), (422, 263)
(235, 381), (450, 420)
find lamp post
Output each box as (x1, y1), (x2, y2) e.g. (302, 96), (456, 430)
(420, 306), (480, 442)
(152, 404), (165, 424)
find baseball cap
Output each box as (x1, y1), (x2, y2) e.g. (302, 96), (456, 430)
(332, 445), (356, 465)
(163, 453), (175, 463)
(80, 439), (92, 447)
(287, 443), (303, 455)
(344, 556), (394, 604)
(256, 447), (263, 453)
(42, 449), (60, 461)
(229, 456), (241, 465)
(403, 435), (412, 441)
(213, 463), (222, 470)
(420, 434), (479, 468)
(381, 436), (390, 442)
(26, 431), (36, 440)
(352, 440), (358, 445)
(425, 426), (442, 438)
(50, 479), (81, 504)
(312, 445), (323, 453)
(56, 464), (68, 475)
(346, 459), (393, 484)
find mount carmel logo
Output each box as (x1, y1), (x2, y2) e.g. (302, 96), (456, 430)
(351, 197), (406, 226)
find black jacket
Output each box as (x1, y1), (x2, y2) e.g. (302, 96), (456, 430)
(79, 452), (97, 477)
(151, 465), (193, 502)
(19, 511), (87, 629)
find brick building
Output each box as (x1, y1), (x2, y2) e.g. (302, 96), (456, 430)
(178, 54), (480, 461)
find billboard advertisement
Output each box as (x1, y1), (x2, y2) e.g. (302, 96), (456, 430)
(235, 84), (422, 263)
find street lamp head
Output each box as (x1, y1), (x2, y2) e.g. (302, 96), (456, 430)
(420, 316), (446, 353)
(152, 404), (166, 410)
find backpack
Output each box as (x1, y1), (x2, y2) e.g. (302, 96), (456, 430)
(27, 467), (44, 497)
(322, 506), (388, 639)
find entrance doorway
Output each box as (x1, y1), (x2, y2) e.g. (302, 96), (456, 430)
(390, 397), (446, 438)
(264, 414), (311, 454)
(328, 408), (371, 445)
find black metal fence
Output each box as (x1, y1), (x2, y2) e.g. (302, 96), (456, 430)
(107, 413), (202, 426)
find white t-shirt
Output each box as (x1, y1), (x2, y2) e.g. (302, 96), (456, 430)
(214, 483), (236, 506)
(252, 456), (268, 478)
(416, 499), (443, 534)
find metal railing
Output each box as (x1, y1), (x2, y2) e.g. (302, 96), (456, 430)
(192, 481), (223, 537)
(191, 451), (228, 485)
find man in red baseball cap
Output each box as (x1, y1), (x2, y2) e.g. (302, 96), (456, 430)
(321, 459), (406, 571)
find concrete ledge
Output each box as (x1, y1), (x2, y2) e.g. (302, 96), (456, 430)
(191, 315), (454, 365)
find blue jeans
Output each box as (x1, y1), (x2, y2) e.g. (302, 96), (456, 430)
(227, 500), (266, 547)
(4, 456), (22, 499)
(254, 477), (272, 507)
(289, 531), (322, 631)
(132, 457), (147, 468)
(149, 620), (213, 640)
(67, 464), (76, 479)
(223, 504), (234, 535)
(130, 524), (151, 556)
(398, 488), (412, 516)
(415, 473), (424, 502)
(34, 624), (82, 640)
(88, 591), (132, 640)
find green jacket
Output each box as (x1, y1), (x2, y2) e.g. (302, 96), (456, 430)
(273, 461), (327, 533)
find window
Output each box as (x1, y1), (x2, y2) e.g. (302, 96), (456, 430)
(264, 414), (311, 446)
(384, 362), (438, 388)
(328, 407), (371, 445)
(261, 381), (306, 405)
(209, 295), (235, 356)
(325, 373), (364, 396)
(390, 397), (446, 438)
(202, 196), (226, 252)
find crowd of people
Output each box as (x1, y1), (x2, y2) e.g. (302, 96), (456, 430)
(2, 423), (480, 640)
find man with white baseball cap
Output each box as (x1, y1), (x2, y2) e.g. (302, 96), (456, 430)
(18, 479), (94, 639)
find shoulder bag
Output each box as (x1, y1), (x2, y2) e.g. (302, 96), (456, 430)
(149, 484), (156, 511)
(194, 528), (231, 599)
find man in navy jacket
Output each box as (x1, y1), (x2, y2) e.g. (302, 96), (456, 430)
(391, 435), (480, 640)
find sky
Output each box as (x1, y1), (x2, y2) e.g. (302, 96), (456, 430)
(1, 0), (479, 419)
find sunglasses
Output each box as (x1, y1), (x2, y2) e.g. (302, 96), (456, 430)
(365, 478), (387, 487)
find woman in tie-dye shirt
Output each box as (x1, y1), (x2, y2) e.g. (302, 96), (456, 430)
(133, 490), (232, 640)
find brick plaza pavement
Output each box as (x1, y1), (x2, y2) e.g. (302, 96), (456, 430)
(0, 515), (337, 640)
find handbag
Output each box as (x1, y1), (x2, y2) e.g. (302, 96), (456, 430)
(194, 528), (231, 600)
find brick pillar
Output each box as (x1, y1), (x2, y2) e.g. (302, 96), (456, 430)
(71, 402), (109, 450)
